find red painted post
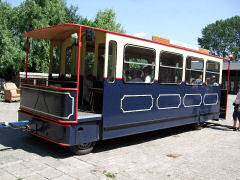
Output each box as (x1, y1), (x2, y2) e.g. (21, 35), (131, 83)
(76, 27), (82, 122)
(25, 37), (30, 79)
(225, 61), (231, 119)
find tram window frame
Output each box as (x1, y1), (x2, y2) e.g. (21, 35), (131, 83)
(205, 60), (220, 86)
(185, 56), (204, 86)
(65, 46), (73, 78)
(158, 51), (183, 85)
(123, 44), (156, 84)
(52, 46), (60, 75)
(107, 40), (117, 83)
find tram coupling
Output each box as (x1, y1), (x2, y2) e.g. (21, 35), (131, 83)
(0, 121), (30, 131)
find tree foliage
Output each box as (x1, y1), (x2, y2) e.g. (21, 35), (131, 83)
(0, 0), (125, 80)
(0, 1), (24, 80)
(198, 16), (240, 60)
(93, 8), (125, 33)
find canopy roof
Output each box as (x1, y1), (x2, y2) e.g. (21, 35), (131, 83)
(22, 23), (81, 41)
(22, 23), (229, 61)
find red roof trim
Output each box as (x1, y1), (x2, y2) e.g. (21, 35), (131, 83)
(22, 23), (229, 61)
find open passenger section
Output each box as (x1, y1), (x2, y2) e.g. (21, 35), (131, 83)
(21, 24), (106, 123)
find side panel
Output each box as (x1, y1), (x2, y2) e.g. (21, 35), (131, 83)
(20, 85), (77, 122)
(102, 80), (221, 140)
(19, 111), (99, 145)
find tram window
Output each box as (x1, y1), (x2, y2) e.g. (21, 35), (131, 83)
(123, 45), (155, 83)
(52, 46), (60, 75)
(185, 57), (204, 85)
(159, 52), (183, 84)
(65, 47), (72, 77)
(107, 41), (117, 83)
(85, 52), (94, 76)
(206, 61), (220, 86)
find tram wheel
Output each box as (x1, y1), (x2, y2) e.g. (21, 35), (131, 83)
(70, 142), (96, 155)
(192, 122), (204, 130)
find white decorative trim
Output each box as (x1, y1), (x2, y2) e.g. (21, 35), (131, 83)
(203, 93), (218, 106)
(21, 86), (74, 119)
(183, 94), (202, 107)
(156, 94), (181, 110)
(120, 94), (153, 113)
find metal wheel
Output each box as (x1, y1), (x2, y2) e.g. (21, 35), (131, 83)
(70, 142), (96, 155)
(192, 122), (203, 130)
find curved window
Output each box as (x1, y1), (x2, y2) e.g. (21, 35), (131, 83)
(185, 57), (204, 85)
(159, 51), (183, 84)
(205, 61), (220, 86)
(123, 45), (156, 83)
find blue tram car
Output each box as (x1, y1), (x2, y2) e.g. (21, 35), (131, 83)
(18, 24), (229, 154)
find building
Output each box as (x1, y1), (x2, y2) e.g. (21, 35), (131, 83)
(223, 62), (240, 94)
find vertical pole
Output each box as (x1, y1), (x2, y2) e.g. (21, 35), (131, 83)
(25, 37), (30, 80)
(76, 27), (82, 122)
(225, 61), (231, 119)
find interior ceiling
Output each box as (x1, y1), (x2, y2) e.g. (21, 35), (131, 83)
(22, 24), (81, 41)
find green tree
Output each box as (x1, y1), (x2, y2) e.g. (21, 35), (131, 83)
(0, 1), (25, 80)
(93, 8), (125, 33)
(12, 0), (80, 73)
(198, 16), (240, 60)
(0, 1), (125, 80)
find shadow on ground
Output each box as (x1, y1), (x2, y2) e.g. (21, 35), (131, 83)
(0, 124), (198, 158)
(0, 121), (232, 158)
(205, 121), (233, 131)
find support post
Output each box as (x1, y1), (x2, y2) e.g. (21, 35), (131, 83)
(225, 61), (231, 119)
(25, 37), (30, 80)
(76, 27), (82, 122)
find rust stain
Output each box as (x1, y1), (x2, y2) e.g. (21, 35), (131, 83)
(166, 154), (182, 158)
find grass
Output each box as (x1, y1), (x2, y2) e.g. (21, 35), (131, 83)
(103, 170), (116, 179)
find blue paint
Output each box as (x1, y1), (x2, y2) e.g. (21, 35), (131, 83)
(204, 94), (218, 105)
(121, 95), (153, 112)
(157, 95), (181, 109)
(184, 94), (202, 107)
(102, 79), (221, 140)
(18, 112), (99, 145)
(18, 79), (222, 146)
(20, 85), (77, 121)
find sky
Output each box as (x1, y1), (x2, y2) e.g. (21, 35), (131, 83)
(4, 0), (240, 47)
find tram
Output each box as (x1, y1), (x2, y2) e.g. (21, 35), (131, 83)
(18, 23), (229, 155)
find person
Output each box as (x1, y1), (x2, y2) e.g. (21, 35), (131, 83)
(232, 81), (240, 131)
(128, 70), (143, 83)
(143, 66), (152, 83)
(206, 77), (211, 85)
(159, 68), (171, 83)
(193, 74), (202, 85)
(210, 75), (218, 86)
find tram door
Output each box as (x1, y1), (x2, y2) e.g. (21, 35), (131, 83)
(219, 89), (228, 119)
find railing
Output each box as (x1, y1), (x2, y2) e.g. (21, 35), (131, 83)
(20, 84), (77, 123)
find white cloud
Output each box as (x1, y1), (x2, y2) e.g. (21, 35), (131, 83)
(133, 32), (147, 38)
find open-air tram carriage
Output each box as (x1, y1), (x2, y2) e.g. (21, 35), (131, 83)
(14, 23), (229, 154)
